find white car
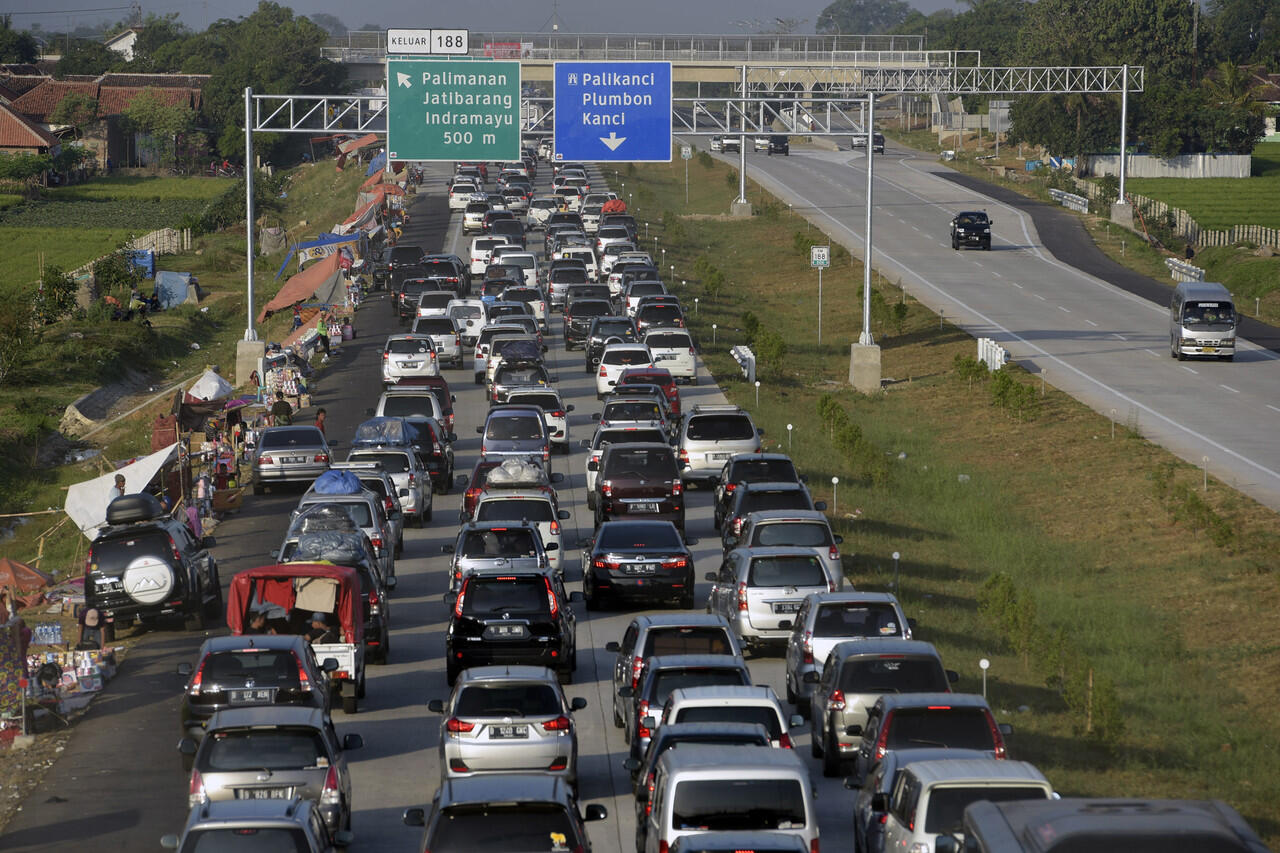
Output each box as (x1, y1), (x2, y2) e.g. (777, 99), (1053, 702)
(447, 299), (487, 346)
(581, 192), (617, 208)
(553, 186), (582, 211)
(580, 204), (603, 235)
(382, 334), (440, 384)
(415, 291), (455, 319)
(753, 135), (771, 151)
(462, 200), (489, 233)
(599, 242), (636, 277)
(526, 197), (558, 230)
(626, 280), (668, 316)
(491, 249), (538, 289)
(558, 246), (598, 281)
(410, 316), (464, 368)
(498, 286), (547, 330)
(643, 328), (697, 384)
(469, 236), (507, 277)
(595, 343), (654, 399)
(448, 182), (478, 210)
(506, 387), (574, 453)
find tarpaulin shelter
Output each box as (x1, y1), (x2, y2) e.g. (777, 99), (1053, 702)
(336, 199), (379, 235)
(226, 563), (363, 645)
(65, 443), (181, 538)
(337, 134), (379, 155)
(356, 183), (405, 209)
(186, 369), (233, 403)
(274, 233), (363, 279)
(366, 152), (386, 175)
(259, 253), (343, 321)
(154, 271), (198, 308)
(0, 558), (54, 593)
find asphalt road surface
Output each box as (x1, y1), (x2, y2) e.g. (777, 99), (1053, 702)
(715, 140), (1280, 513)
(0, 162), (861, 853)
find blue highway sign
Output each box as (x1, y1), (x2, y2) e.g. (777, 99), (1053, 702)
(553, 61), (672, 162)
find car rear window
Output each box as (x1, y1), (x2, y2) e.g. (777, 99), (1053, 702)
(259, 428), (324, 448)
(550, 268), (588, 284)
(349, 452), (410, 475)
(568, 300), (611, 317)
(597, 523), (682, 550)
(597, 429), (666, 448)
(302, 499), (372, 528)
(430, 805), (577, 851)
(649, 667), (749, 705)
(638, 305), (683, 324)
(687, 415), (754, 441)
(813, 603), (902, 637)
(485, 415), (545, 441)
(602, 447), (677, 479)
(89, 530), (172, 573)
(455, 683), (561, 717)
(508, 393), (562, 411)
(380, 396), (438, 418)
(604, 401), (663, 422)
(462, 577), (549, 616)
(184, 828), (310, 852)
(675, 705), (782, 740)
(388, 338), (434, 354)
(752, 522), (831, 549)
(415, 318), (455, 335)
(482, 280), (511, 298)
(747, 555), (826, 588)
(741, 490), (811, 514)
(449, 304), (484, 320)
(504, 289), (540, 304)
(730, 458), (799, 483)
(476, 499), (554, 523)
(203, 727), (325, 771)
(630, 283), (666, 298)
(419, 292), (455, 308)
(495, 365), (547, 386)
(884, 707), (995, 751)
(925, 785), (1050, 834)
(200, 650), (301, 690)
(466, 202), (489, 213)
(642, 626), (734, 657)
(390, 247), (423, 264)
(671, 778), (806, 830)
(594, 320), (635, 337)
(840, 657), (948, 693)
(461, 528), (540, 557)
(646, 332), (691, 349)
(603, 348), (650, 366)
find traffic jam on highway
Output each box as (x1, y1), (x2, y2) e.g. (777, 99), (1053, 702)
(95, 144), (1268, 853)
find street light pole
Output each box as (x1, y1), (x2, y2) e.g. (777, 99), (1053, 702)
(243, 87), (258, 341)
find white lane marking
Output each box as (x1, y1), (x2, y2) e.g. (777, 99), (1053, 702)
(1268, 404), (1280, 413)
(1182, 366), (1198, 374)
(1113, 333), (1127, 341)
(1058, 306), (1070, 313)
(1034, 294), (1047, 301)
(972, 261), (984, 268)
(1145, 349), (1159, 357)
(1221, 384), (1239, 393)
(910, 225), (920, 232)
(1085, 319), (1098, 327)
(1010, 282), (1023, 289)
(991, 271), (1003, 278)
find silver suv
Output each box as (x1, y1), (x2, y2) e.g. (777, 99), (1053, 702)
(735, 510), (844, 586)
(705, 547), (833, 653)
(161, 796), (351, 851)
(678, 405), (763, 484)
(345, 446), (432, 526)
(442, 520), (555, 593)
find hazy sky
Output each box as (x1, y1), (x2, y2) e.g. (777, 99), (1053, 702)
(16, 0), (963, 37)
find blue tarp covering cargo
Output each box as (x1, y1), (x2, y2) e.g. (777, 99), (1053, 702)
(352, 417), (416, 448)
(311, 469), (362, 495)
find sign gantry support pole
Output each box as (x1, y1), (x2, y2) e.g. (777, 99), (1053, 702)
(1118, 63), (1129, 204)
(244, 86), (258, 342)
(859, 92), (875, 347)
(736, 64), (748, 205)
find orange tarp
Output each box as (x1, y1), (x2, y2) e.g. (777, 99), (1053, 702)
(338, 133), (379, 154)
(258, 253), (342, 322)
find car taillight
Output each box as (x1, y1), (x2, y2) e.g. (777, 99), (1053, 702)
(541, 715), (571, 732)
(543, 446), (550, 462)
(658, 840), (668, 853)
(810, 840), (820, 853)
(384, 497), (394, 514)
(725, 483), (737, 493)
(454, 580), (468, 617)
(370, 537), (383, 550)
(637, 700), (651, 738)
(382, 352), (389, 361)
(671, 481), (682, 496)
(678, 449), (688, 464)
(732, 517), (744, 535)
(780, 731), (793, 749)
(802, 633), (814, 664)
(188, 768), (206, 806)
(874, 710), (893, 760)
(454, 334), (461, 346)
(320, 765), (341, 805)
(445, 717), (475, 733)
(829, 689), (845, 711)
(186, 659), (206, 696)
(433, 442), (444, 455)
(688, 347), (696, 355)
(369, 589), (381, 615)
(644, 771), (656, 815)
(167, 534), (182, 564)
(987, 711), (1008, 759)
(601, 480), (613, 497)
(593, 559), (620, 571)
(314, 454), (329, 464)
(465, 487), (481, 512)
(599, 365), (607, 376)
(631, 655), (644, 688)
(295, 654), (312, 692)
(545, 576), (559, 618)
(549, 410), (564, 418)
(661, 557), (687, 569)
(737, 581), (748, 611)
(408, 473), (417, 486)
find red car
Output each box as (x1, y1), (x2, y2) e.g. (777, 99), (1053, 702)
(616, 366), (680, 417)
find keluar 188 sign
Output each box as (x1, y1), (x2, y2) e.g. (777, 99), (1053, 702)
(810, 246), (831, 268)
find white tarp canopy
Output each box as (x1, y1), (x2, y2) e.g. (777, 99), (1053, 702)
(65, 442), (180, 539)
(187, 369), (233, 402)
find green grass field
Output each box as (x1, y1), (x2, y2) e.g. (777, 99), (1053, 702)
(45, 174), (229, 203)
(1127, 141), (1280, 229)
(1, 227), (134, 295)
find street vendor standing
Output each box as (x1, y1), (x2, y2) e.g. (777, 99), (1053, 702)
(315, 309), (331, 355)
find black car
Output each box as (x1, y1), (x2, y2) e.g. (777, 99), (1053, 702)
(86, 493), (221, 637)
(420, 254), (471, 295)
(445, 572), (580, 685)
(950, 210), (992, 250)
(713, 453), (805, 530)
(720, 481), (823, 550)
(490, 219), (525, 249)
(394, 275), (443, 321)
(585, 316), (640, 370)
(491, 360), (555, 405)
(582, 520), (695, 610)
(177, 633), (335, 753)
(600, 213), (638, 242)
(564, 298), (615, 348)
(768, 135), (790, 155)
(404, 415), (456, 493)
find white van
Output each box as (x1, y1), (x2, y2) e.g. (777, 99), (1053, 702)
(1170, 281), (1236, 361)
(644, 746), (817, 853)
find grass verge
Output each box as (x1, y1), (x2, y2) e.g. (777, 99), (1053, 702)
(628, 146), (1280, 844)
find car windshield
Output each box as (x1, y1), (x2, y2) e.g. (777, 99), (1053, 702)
(687, 415), (754, 441)
(203, 727), (326, 771)
(639, 306), (683, 324)
(630, 283), (665, 298)
(747, 555), (826, 588)
(509, 393), (561, 411)
(742, 491), (811, 513)
(840, 657), (948, 693)
(595, 320), (635, 337)
(349, 452), (410, 475)
(388, 339), (434, 355)
(455, 682), (561, 717)
(183, 828), (310, 852)
(671, 779), (806, 830)
(956, 213), (987, 226)
(597, 523), (683, 550)
(482, 281), (510, 297)
(430, 805), (577, 851)
(924, 786), (1050, 834)
(884, 707), (995, 751)
(485, 416), (544, 441)
(603, 349), (650, 366)
(642, 627), (735, 657)
(569, 300), (611, 317)
(380, 397), (438, 418)
(605, 402), (663, 422)
(752, 522), (831, 549)
(462, 577), (549, 616)
(603, 447), (677, 479)
(259, 428), (324, 449)
(813, 603), (902, 637)
(1182, 301), (1235, 327)
(461, 528), (540, 557)
(649, 668), (748, 705)
(675, 706), (782, 740)
(476, 499), (555, 523)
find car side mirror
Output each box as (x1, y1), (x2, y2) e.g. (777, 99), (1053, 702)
(451, 395), (457, 402)
(908, 617), (918, 631)
(334, 831), (355, 847)
(871, 792), (889, 812)
(322, 658), (339, 673)
(843, 776), (861, 790)
(475, 426), (484, 434)
(757, 428), (765, 437)
(587, 461), (599, 472)
(454, 476), (467, 488)
(544, 542), (559, 552)
(565, 404), (575, 412)
(177, 662), (193, 677)
(365, 407), (374, 416)
(402, 808), (426, 827)
(845, 724), (863, 737)
(704, 572), (718, 582)
(342, 733), (364, 751)
(999, 723), (1014, 735)
(934, 839), (959, 853)
(605, 641), (621, 652)
(177, 737), (198, 756)
(557, 510), (571, 520)
(617, 686), (634, 698)
(803, 671), (820, 684)
(778, 619), (792, 630)
(813, 501), (827, 511)
(570, 697), (588, 711)
(386, 577), (398, 590)
(161, 835), (180, 850)
(569, 591), (584, 602)
(623, 757), (640, 771)
(641, 716), (655, 731)
(427, 699), (445, 713)
(591, 412), (601, 421)
(543, 345), (550, 353)
(201, 536), (216, 549)
(448, 433), (458, 442)
(946, 669), (959, 684)
(579, 439), (591, 449)
(584, 804), (608, 822)
(834, 535), (844, 545)
(550, 472), (565, 484)
(789, 714), (805, 729)
(444, 592), (458, 605)
(441, 544), (455, 554)
(684, 537), (698, 546)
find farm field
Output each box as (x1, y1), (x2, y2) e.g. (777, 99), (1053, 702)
(1127, 141), (1280, 229)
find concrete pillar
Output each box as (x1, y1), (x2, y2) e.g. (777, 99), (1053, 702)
(236, 339), (266, 389)
(849, 343), (882, 394)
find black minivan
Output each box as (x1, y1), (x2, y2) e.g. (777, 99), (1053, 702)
(768, 135), (790, 155)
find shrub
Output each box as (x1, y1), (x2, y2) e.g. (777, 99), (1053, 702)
(741, 311), (759, 339)
(753, 328), (787, 376)
(697, 150), (714, 169)
(32, 266), (76, 324)
(725, 168), (738, 188)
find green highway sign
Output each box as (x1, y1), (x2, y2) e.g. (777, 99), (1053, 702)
(386, 58), (521, 162)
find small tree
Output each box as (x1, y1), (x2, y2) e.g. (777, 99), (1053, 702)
(122, 89), (197, 168)
(50, 92), (100, 141)
(32, 266), (77, 324)
(0, 300), (32, 384)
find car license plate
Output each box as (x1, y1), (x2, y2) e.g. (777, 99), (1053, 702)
(773, 601), (802, 614)
(655, 353), (674, 360)
(485, 623), (527, 639)
(631, 502), (660, 513)
(236, 788), (291, 800)
(489, 724), (529, 739)
(402, 361), (419, 368)
(228, 688), (276, 703)
(284, 456), (306, 464)
(708, 453), (731, 462)
(624, 563), (658, 575)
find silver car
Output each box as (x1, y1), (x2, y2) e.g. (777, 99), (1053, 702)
(705, 547), (834, 653)
(345, 446), (432, 526)
(161, 797), (349, 852)
(252, 426), (331, 495)
(678, 405), (763, 484)
(477, 405), (552, 467)
(427, 665), (587, 784)
(782, 591), (912, 711)
(734, 511), (844, 588)
(381, 334), (440, 384)
(410, 316), (463, 368)
(179, 706), (363, 834)
(442, 520), (555, 593)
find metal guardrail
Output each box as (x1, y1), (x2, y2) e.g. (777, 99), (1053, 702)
(1165, 257), (1205, 282)
(977, 338), (1009, 372)
(730, 345), (756, 384)
(1048, 188), (1090, 213)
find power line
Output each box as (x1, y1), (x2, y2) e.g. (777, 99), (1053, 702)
(2, 5), (134, 15)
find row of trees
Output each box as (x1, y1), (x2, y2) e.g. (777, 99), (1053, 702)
(815, 0), (1276, 158)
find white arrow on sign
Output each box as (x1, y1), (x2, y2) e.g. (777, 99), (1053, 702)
(396, 72), (411, 88)
(600, 132), (626, 151)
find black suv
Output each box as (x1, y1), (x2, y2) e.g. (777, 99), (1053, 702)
(768, 135), (790, 155)
(394, 274), (442, 321)
(582, 520), (695, 609)
(713, 453), (806, 531)
(445, 572), (581, 685)
(592, 442), (684, 532)
(584, 316), (639, 370)
(564, 298), (615, 349)
(177, 633), (335, 752)
(950, 210), (992, 250)
(86, 493), (221, 637)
